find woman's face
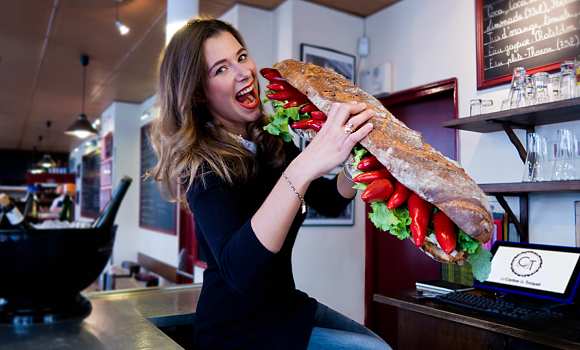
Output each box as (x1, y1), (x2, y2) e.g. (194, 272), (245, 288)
(204, 31), (260, 137)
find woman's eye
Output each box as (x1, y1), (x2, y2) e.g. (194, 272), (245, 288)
(215, 66), (227, 75)
(238, 53), (248, 62)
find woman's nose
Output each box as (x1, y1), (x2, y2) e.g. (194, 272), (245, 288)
(235, 65), (252, 82)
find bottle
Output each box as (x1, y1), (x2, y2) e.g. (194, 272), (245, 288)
(92, 176), (132, 229)
(59, 194), (73, 222)
(22, 190), (38, 221)
(0, 193), (35, 230)
(575, 54), (580, 98)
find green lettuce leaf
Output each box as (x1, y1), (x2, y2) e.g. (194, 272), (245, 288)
(368, 202), (411, 240)
(263, 98), (305, 142)
(457, 230), (480, 254)
(467, 245), (492, 282)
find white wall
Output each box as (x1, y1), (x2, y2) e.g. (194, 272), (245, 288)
(366, 0), (580, 246)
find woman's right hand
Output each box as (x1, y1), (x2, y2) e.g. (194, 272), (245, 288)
(296, 102), (375, 181)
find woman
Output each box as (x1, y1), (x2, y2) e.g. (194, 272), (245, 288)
(151, 18), (391, 350)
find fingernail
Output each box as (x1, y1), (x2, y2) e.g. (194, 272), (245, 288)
(367, 123), (373, 128)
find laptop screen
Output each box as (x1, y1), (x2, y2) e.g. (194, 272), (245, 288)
(476, 241), (580, 304)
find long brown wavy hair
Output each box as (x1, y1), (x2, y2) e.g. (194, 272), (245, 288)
(150, 18), (285, 205)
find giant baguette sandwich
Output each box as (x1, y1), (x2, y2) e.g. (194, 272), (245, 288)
(261, 59), (493, 281)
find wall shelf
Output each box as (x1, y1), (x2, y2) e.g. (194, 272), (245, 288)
(442, 98), (580, 243)
(442, 97), (580, 133)
(479, 180), (580, 195)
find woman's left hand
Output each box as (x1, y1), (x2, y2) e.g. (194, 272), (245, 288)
(297, 102), (374, 181)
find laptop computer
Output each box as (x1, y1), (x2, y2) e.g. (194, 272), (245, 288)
(476, 241), (580, 304)
(433, 241), (580, 324)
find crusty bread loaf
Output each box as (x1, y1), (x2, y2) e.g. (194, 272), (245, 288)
(273, 59), (493, 249)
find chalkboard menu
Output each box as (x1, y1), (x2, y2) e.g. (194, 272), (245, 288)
(139, 124), (177, 235)
(476, 0), (580, 89)
(81, 151), (101, 218)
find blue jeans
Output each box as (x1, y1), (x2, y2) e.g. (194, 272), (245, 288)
(306, 303), (392, 350)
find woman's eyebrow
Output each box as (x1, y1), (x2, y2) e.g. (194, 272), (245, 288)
(208, 47), (246, 72)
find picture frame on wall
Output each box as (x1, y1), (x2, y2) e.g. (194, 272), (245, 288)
(300, 138), (355, 226)
(300, 43), (357, 83)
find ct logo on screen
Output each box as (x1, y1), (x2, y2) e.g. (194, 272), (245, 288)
(510, 251), (543, 277)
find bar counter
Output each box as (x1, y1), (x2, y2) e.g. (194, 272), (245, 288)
(0, 284), (201, 350)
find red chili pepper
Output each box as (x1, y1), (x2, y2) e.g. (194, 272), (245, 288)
(408, 193), (432, 247)
(299, 103), (318, 113)
(260, 68), (281, 80)
(284, 100), (299, 108)
(266, 76), (287, 83)
(356, 155), (382, 171)
(267, 83), (285, 91)
(433, 211), (457, 254)
(386, 181), (411, 209)
(310, 111), (327, 121)
(352, 169), (392, 184)
(361, 179), (394, 203)
(267, 91), (292, 101)
(291, 119), (323, 132)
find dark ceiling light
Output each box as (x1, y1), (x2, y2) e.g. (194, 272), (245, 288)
(115, 0), (130, 35)
(39, 153), (57, 169)
(65, 54), (98, 139)
(36, 129), (56, 169)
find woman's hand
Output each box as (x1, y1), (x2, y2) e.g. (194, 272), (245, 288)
(297, 102), (374, 181)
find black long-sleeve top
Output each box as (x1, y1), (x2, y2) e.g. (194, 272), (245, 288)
(187, 142), (351, 350)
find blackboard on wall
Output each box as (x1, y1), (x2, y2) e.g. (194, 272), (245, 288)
(139, 124), (177, 235)
(81, 151), (100, 218)
(476, 0), (580, 89)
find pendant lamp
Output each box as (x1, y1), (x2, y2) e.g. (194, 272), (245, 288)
(65, 54), (98, 139)
(115, 0), (130, 35)
(36, 133), (56, 169)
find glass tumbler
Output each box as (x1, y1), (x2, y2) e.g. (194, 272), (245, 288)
(550, 73), (561, 101)
(552, 128), (577, 181)
(522, 133), (547, 182)
(559, 60), (576, 100)
(532, 72), (550, 104)
(507, 67), (527, 108)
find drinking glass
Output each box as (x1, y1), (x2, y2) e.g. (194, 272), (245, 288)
(559, 61), (576, 100)
(500, 99), (510, 111)
(552, 128), (577, 181)
(525, 75), (535, 105)
(550, 73), (561, 101)
(507, 67), (527, 108)
(532, 72), (550, 104)
(469, 99), (494, 116)
(522, 133), (547, 182)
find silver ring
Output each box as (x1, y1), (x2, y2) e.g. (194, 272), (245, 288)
(343, 123), (354, 134)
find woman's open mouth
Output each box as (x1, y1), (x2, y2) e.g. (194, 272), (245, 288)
(235, 83), (259, 110)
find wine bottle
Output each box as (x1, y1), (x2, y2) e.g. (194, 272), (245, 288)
(92, 176), (132, 229)
(0, 193), (35, 230)
(59, 194), (73, 222)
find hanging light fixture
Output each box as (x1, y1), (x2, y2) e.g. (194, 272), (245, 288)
(36, 130), (56, 169)
(65, 54), (98, 139)
(115, 0), (130, 35)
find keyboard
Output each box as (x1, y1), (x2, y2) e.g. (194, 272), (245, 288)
(434, 292), (563, 324)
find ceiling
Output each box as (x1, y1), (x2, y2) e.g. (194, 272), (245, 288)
(0, 0), (398, 153)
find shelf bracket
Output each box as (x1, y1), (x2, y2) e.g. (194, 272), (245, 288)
(500, 124), (528, 163)
(495, 195), (529, 243)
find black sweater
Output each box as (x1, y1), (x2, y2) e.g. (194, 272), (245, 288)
(187, 143), (351, 350)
